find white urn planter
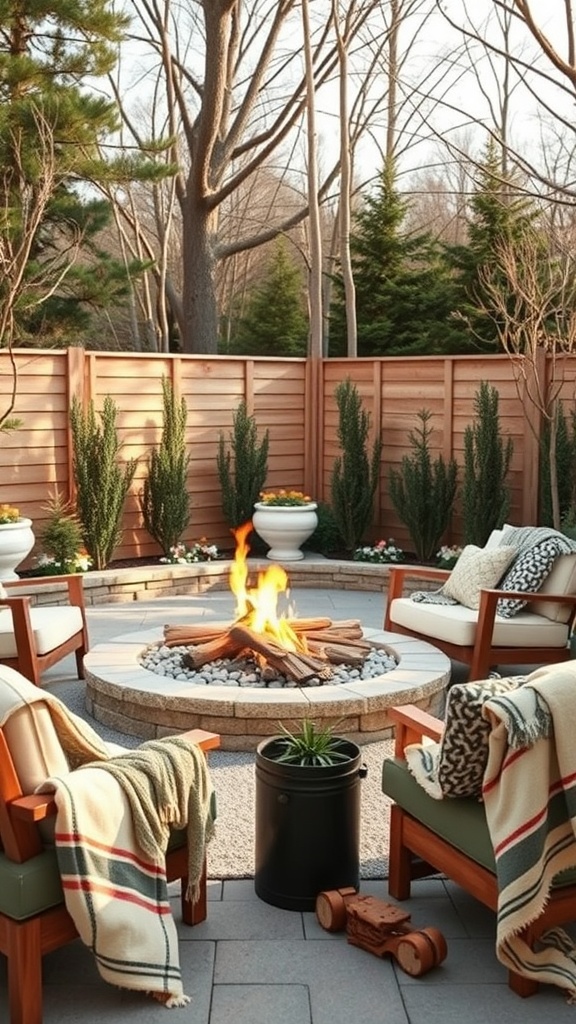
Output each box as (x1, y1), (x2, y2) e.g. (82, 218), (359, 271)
(0, 518), (35, 580)
(253, 502), (318, 561)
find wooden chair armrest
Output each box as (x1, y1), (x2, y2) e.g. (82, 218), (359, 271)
(389, 704), (443, 756)
(179, 729), (221, 752)
(10, 794), (58, 822)
(385, 566), (450, 624)
(387, 565), (450, 591)
(482, 587), (576, 607)
(476, 586), (576, 638)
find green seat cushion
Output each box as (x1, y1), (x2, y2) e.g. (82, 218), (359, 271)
(0, 830), (189, 922)
(382, 757), (576, 888)
(0, 849), (64, 921)
(382, 757), (496, 871)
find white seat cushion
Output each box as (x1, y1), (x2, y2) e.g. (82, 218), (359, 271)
(389, 597), (569, 648)
(0, 606), (83, 659)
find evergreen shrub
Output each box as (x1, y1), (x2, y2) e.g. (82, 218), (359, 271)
(217, 401), (269, 529)
(141, 377), (191, 554)
(330, 379), (382, 552)
(461, 381), (513, 546)
(70, 395), (137, 570)
(388, 409), (458, 562)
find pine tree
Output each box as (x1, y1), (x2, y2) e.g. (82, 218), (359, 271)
(329, 161), (467, 356)
(227, 242), (308, 355)
(0, 1), (163, 347)
(445, 140), (539, 351)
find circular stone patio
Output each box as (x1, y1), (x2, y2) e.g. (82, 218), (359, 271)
(84, 627), (451, 751)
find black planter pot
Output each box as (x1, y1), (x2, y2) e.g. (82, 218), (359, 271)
(254, 736), (366, 911)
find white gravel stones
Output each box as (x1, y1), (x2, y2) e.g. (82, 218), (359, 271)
(139, 642), (397, 687)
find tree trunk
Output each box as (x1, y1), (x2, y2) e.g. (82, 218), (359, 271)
(181, 196), (220, 354)
(301, 0), (323, 360)
(333, 0), (357, 358)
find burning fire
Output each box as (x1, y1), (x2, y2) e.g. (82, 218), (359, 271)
(161, 523), (370, 684)
(229, 522), (308, 654)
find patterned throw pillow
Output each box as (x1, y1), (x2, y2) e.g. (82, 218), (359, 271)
(436, 678), (524, 796)
(441, 544), (516, 609)
(496, 537), (566, 617)
(405, 676), (525, 800)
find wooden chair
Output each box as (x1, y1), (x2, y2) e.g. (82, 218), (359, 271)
(382, 702), (576, 997)
(0, 666), (220, 1024)
(0, 574), (89, 686)
(384, 559), (576, 679)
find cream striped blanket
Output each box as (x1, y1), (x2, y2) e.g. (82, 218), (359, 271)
(39, 738), (216, 1008)
(482, 663), (576, 1000)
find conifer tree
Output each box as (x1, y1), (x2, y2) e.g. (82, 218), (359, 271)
(445, 140), (538, 351)
(0, 1), (161, 347)
(228, 242), (308, 356)
(141, 377), (191, 554)
(70, 396), (137, 569)
(388, 410), (458, 562)
(329, 161), (466, 356)
(539, 404), (576, 527)
(330, 379), (382, 552)
(217, 401), (269, 529)
(461, 382), (513, 546)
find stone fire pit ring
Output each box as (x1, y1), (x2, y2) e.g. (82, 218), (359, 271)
(84, 627), (450, 751)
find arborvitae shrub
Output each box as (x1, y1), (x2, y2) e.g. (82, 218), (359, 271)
(388, 408), (458, 562)
(70, 395), (137, 570)
(461, 381), (513, 546)
(217, 401), (269, 529)
(142, 377), (191, 554)
(330, 379), (382, 552)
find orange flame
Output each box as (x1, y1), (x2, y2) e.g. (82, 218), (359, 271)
(229, 522), (307, 653)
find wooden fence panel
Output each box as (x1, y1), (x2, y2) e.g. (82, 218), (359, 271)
(1, 348), (575, 567)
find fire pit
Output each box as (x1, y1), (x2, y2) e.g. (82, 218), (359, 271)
(161, 523), (379, 684)
(84, 526), (451, 750)
(146, 523), (393, 687)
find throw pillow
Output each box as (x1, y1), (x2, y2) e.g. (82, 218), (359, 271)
(496, 537), (567, 617)
(405, 676), (525, 800)
(441, 544), (516, 609)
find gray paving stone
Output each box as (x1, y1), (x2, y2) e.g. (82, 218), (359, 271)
(5, 590), (568, 1024)
(400, 981), (576, 1023)
(211, 983), (311, 1024)
(175, 899), (305, 941)
(222, 878), (260, 901)
(396, 937), (503, 986)
(214, 938), (409, 1024)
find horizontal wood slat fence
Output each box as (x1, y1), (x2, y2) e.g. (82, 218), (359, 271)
(0, 348), (572, 566)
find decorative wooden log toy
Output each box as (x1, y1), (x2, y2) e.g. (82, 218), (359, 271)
(315, 887), (447, 977)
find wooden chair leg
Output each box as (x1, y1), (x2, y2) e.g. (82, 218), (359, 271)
(388, 805), (413, 900)
(75, 647), (86, 679)
(181, 857), (208, 925)
(508, 970), (539, 997)
(7, 918), (43, 1024)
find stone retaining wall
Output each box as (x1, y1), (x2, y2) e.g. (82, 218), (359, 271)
(20, 559), (441, 607)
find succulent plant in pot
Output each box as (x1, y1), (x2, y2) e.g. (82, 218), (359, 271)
(254, 718), (366, 911)
(268, 719), (354, 766)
